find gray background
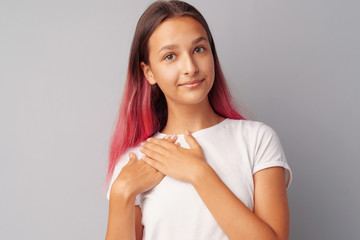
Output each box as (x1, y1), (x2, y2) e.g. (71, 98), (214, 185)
(1, 0), (359, 239)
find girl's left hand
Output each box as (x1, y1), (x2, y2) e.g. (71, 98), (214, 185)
(139, 131), (207, 183)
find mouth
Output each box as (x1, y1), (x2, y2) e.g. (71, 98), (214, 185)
(179, 79), (204, 88)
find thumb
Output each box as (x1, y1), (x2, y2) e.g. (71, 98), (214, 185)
(127, 152), (137, 164)
(184, 130), (201, 150)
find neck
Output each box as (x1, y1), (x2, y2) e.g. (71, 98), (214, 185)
(160, 97), (225, 135)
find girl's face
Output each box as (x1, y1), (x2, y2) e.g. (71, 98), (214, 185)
(141, 16), (215, 107)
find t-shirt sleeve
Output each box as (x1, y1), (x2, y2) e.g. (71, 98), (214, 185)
(253, 123), (292, 189)
(106, 149), (141, 205)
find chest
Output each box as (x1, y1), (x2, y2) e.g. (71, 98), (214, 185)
(139, 135), (256, 218)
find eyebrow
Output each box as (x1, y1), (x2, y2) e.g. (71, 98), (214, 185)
(157, 36), (208, 54)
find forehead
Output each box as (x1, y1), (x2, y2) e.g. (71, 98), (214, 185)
(148, 16), (208, 51)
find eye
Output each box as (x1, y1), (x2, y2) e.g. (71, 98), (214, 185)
(164, 53), (176, 61)
(194, 46), (205, 53)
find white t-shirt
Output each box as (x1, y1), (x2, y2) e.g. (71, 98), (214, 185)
(107, 119), (292, 240)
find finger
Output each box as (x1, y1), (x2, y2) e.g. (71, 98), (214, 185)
(127, 152), (137, 165)
(146, 137), (177, 149)
(164, 135), (178, 143)
(141, 141), (168, 156)
(140, 144), (166, 162)
(141, 155), (164, 173)
(184, 130), (201, 149)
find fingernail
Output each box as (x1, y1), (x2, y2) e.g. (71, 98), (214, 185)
(185, 130), (191, 135)
(140, 142), (144, 146)
(147, 138), (151, 142)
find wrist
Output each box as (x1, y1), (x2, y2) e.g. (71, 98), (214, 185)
(189, 161), (212, 186)
(109, 187), (137, 214)
(110, 181), (137, 201)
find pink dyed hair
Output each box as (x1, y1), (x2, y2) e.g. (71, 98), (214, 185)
(106, 0), (245, 187)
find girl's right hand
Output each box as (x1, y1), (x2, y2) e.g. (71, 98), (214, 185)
(110, 135), (179, 199)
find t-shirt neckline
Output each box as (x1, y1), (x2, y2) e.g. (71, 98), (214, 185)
(155, 118), (229, 137)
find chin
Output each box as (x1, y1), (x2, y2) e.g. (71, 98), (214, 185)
(165, 84), (213, 106)
(180, 92), (211, 106)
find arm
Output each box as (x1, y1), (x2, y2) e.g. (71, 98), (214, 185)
(105, 188), (137, 240)
(190, 164), (289, 240)
(105, 187), (144, 240)
(135, 206), (144, 240)
(105, 136), (175, 240)
(104, 153), (157, 240)
(140, 133), (289, 239)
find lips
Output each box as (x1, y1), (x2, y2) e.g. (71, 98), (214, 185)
(179, 79), (204, 86)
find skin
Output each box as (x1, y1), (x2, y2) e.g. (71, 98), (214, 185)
(106, 16), (289, 240)
(141, 16), (224, 134)
(106, 135), (178, 240)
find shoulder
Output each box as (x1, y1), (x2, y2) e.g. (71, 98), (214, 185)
(115, 131), (166, 166)
(224, 118), (275, 137)
(106, 143), (145, 200)
(221, 119), (283, 148)
(114, 144), (145, 169)
(111, 142), (147, 182)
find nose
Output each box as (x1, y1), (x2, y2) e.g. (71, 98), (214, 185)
(182, 53), (199, 77)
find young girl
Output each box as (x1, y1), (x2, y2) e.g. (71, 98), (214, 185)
(105, 1), (292, 239)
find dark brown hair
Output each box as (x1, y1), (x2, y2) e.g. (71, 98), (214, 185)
(107, 0), (244, 186)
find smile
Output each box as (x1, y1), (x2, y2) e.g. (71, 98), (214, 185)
(179, 79), (204, 88)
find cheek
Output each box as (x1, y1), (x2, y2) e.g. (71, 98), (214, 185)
(154, 65), (178, 93)
(153, 64), (179, 88)
(201, 56), (215, 79)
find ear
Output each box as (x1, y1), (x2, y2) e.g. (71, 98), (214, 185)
(141, 62), (157, 85)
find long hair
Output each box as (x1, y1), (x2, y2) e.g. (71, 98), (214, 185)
(106, 0), (245, 186)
